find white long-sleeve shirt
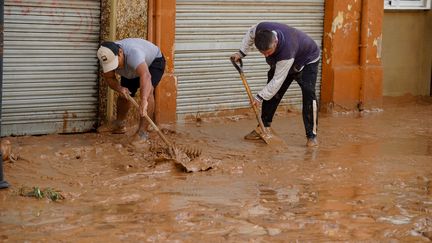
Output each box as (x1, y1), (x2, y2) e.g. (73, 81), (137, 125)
(238, 23), (320, 101)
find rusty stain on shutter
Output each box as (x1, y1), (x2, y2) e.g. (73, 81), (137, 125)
(2, 0), (100, 136)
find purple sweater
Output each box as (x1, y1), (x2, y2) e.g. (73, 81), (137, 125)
(256, 22), (320, 73)
(238, 22), (320, 100)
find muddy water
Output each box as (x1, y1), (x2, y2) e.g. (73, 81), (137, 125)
(1, 96), (431, 242)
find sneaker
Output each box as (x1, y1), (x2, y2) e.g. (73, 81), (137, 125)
(131, 131), (150, 147)
(137, 130), (149, 140)
(263, 127), (277, 135)
(306, 137), (318, 147)
(244, 127), (263, 140)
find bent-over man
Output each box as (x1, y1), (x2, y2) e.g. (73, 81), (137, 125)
(231, 22), (320, 147)
(97, 38), (165, 140)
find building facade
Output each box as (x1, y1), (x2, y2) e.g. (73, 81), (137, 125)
(1, 0), (430, 136)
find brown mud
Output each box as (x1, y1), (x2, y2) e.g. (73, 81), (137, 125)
(1, 95), (431, 242)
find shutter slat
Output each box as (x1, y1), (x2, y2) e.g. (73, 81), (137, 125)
(2, 0), (100, 136)
(175, 0), (324, 115)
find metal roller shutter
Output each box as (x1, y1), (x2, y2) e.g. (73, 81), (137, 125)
(2, 0), (100, 136)
(175, 0), (324, 116)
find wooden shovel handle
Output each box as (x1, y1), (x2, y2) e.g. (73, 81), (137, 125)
(231, 59), (267, 134)
(124, 94), (174, 148)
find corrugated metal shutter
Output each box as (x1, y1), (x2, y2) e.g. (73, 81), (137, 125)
(175, 0), (324, 116)
(2, 0), (100, 136)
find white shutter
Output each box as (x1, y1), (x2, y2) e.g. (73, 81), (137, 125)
(2, 0), (101, 136)
(384, 0), (431, 9)
(175, 0), (324, 116)
(399, 0), (426, 7)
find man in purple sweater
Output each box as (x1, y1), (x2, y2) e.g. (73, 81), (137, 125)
(231, 22), (320, 147)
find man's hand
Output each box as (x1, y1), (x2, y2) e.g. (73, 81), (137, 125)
(119, 87), (131, 99)
(252, 94), (263, 107)
(230, 52), (242, 62)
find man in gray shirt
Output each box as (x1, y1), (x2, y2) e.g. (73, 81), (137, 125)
(97, 38), (165, 140)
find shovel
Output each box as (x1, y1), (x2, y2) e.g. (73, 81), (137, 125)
(231, 58), (280, 145)
(124, 93), (201, 161)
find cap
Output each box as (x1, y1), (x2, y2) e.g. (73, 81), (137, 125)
(97, 44), (119, 73)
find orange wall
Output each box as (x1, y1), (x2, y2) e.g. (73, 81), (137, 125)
(321, 0), (383, 111)
(148, 0), (177, 124)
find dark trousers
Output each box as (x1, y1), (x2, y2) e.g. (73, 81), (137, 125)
(120, 56), (166, 97)
(261, 61), (319, 138)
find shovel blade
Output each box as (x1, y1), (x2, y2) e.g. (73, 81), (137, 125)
(257, 128), (286, 146)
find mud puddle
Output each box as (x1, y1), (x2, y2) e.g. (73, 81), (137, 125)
(0, 95), (431, 242)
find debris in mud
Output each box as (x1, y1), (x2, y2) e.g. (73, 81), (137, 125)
(174, 154), (220, 173)
(146, 132), (207, 172)
(150, 142), (220, 172)
(422, 231), (432, 241)
(413, 217), (432, 241)
(175, 144), (202, 160)
(19, 186), (65, 202)
(149, 141), (217, 173)
(195, 112), (202, 127)
(1, 139), (11, 161)
(1, 139), (20, 163)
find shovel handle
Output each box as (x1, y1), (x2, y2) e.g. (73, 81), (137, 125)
(231, 58), (254, 103)
(230, 58), (268, 136)
(124, 94), (174, 149)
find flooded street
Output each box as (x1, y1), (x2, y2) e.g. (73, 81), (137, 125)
(1, 96), (431, 242)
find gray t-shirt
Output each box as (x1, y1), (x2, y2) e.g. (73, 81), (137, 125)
(115, 38), (162, 79)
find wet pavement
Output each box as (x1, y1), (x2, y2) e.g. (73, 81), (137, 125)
(1, 95), (431, 242)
